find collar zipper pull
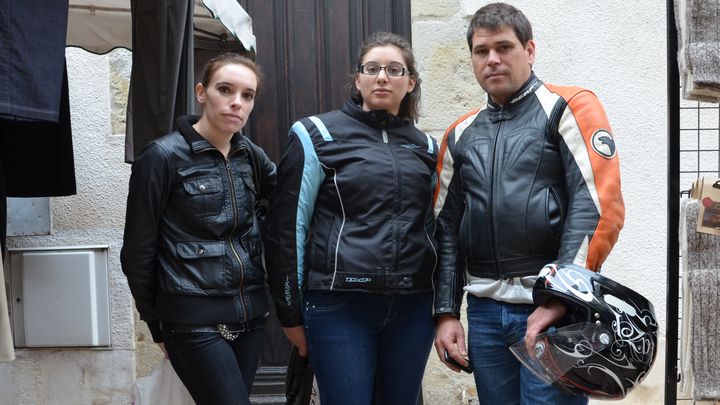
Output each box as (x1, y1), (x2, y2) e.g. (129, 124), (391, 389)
(382, 128), (388, 143)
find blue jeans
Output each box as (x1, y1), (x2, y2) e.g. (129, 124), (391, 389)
(466, 295), (587, 405)
(303, 291), (434, 405)
(162, 325), (265, 405)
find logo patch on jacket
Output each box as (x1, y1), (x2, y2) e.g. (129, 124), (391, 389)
(344, 276), (372, 283)
(591, 130), (616, 159)
(400, 143), (422, 150)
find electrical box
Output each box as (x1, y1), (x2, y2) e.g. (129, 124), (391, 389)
(9, 246), (111, 347)
(6, 197), (51, 236)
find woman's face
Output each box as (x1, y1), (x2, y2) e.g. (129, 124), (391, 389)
(196, 63), (257, 136)
(355, 45), (415, 116)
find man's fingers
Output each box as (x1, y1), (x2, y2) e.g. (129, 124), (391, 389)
(455, 330), (467, 357)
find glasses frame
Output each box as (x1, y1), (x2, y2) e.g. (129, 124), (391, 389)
(358, 63), (408, 77)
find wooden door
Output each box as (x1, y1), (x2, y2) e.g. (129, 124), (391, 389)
(235, 0), (412, 402)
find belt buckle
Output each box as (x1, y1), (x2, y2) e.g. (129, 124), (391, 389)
(217, 323), (241, 341)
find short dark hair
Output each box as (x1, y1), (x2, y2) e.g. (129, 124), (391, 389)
(466, 2), (533, 52)
(200, 52), (264, 95)
(350, 32), (422, 122)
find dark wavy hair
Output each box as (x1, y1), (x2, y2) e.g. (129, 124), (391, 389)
(350, 32), (422, 122)
(200, 52), (265, 95)
(466, 2), (533, 51)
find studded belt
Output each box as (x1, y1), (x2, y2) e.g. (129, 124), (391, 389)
(160, 317), (265, 341)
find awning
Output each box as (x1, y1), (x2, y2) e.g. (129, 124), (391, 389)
(66, 0), (255, 54)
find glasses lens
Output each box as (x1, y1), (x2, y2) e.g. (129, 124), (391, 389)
(386, 66), (405, 76)
(363, 63), (380, 75)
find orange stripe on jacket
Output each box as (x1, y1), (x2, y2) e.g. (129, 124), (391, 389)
(433, 108), (480, 206)
(546, 84), (624, 271)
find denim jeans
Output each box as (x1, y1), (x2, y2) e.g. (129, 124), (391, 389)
(303, 290), (434, 405)
(161, 325), (265, 405)
(466, 295), (588, 405)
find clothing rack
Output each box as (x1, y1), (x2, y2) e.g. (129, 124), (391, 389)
(666, 1), (720, 403)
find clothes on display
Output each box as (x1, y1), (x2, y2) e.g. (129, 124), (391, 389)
(0, 0), (69, 122)
(680, 198), (720, 400)
(124, 0), (195, 163)
(674, 0), (720, 102)
(0, 0), (76, 199)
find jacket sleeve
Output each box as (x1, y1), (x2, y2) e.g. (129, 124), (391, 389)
(257, 147), (277, 202)
(432, 127), (466, 318)
(246, 138), (277, 202)
(549, 86), (625, 271)
(120, 142), (172, 342)
(264, 121), (324, 327)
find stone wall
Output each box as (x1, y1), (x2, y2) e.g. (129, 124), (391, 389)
(412, 1), (668, 404)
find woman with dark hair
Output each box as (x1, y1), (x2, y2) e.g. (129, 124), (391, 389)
(265, 32), (438, 405)
(121, 53), (276, 405)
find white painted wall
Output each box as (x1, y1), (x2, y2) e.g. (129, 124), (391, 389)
(0, 47), (135, 404)
(412, 1), (668, 404)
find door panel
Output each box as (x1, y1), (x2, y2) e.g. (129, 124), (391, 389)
(237, 0), (411, 401)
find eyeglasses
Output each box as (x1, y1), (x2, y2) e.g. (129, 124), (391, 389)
(358, 63), (408, 77)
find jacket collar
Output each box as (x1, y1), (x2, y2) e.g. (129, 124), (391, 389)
(340, 98), (410, 129)
(487, 72), (541, 123)
(176, 115), (247, 155)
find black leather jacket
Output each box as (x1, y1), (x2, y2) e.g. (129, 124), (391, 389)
(264, 99), (438, 327)
(434, 74), (624, 316)
(121, 116), (276, 342)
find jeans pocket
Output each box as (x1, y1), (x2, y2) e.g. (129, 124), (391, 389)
(304, 291), (350, 313)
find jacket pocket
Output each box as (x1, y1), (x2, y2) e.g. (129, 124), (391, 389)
(175, 241), (229, 291)
(239, 174), (260, 226)
(182, 175), (223, 216)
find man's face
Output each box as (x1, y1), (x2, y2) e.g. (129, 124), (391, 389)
(470, 26), (535, 105)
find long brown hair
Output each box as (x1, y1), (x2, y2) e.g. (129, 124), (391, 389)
(350, 32), (422, 122)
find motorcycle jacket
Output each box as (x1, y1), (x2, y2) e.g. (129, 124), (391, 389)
(433, 73), (624, 317)
(121, 116), (277, 342)
(264, 99), (439, 327)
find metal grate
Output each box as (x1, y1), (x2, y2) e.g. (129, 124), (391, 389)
(676, 92), (720, 404)
(679, 96), (720, 188)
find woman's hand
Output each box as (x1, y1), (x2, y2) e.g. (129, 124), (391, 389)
(283, 326), (308, 356)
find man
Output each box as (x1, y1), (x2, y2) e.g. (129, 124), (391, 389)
(432, 3), (624, 404)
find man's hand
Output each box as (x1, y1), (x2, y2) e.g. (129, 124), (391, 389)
(525, 300), (566, 356)
(283, 326), (308, 357)
(434, 314), (469, 372)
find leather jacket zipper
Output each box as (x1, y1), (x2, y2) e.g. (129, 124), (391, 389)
(489, 110), (502, 278)
(381, 125), (402, 276)
(225, 155), (248, 322)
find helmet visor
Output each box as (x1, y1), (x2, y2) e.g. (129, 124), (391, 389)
(509, 323), (614, 385)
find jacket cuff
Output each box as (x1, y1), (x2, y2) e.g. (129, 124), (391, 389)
(433, 307), (461, 320)
(275, 300), (303, 328)
(277, 310), (303, 328)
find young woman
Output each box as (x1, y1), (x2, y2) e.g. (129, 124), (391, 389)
(265, 32), (438, 405)
(121, 53), (276, 405)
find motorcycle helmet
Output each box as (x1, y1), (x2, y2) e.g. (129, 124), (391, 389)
(509, 263), (658, 399)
